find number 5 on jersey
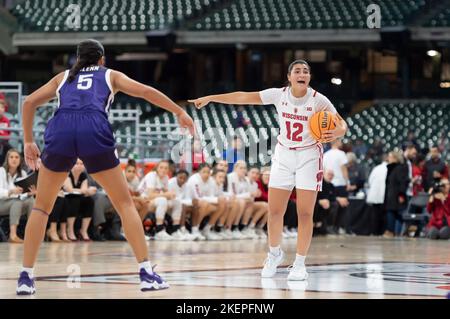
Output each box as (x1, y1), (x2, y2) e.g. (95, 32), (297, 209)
(286, 121), (303, 142)
(77, 74), (93, 90)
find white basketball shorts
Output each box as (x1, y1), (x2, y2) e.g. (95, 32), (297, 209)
(269, 143), (324, 191)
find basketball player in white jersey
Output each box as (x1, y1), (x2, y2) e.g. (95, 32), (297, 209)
(187, 163), (227, 240)
(189, 60), (348, 280)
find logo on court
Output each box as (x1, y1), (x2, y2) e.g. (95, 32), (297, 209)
(41, 262), (450, 297)
(66, 264), (81, 289)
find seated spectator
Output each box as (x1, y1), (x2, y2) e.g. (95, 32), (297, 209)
(347, 152), (366, 196)
(0, 100), (12, 166)
(422, 146), (449, 191)
(168, 169), (194, 240)
(314, 169), (336, 236)
(383, 150), (409, 238)
(425, 178), (450, 240)
(124, 163), (150, 221)
(46, 190), (68, 242)
(139, 160), (182, 241)
(63, 159), (95, 241)
(187, 163), (227, 241)
(245, 166), (268, 239)
(88, 174), (122, 241)
(213, 159), (229, 190)
(212, 168), (237, 239)
(227, 160), (257, 239)
(0, 149), (35, 243)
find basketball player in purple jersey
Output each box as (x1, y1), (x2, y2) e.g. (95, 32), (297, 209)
(16, 39), (195, 295)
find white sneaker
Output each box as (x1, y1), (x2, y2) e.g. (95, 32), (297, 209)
(191, 230), (206, 241)
(242, 227), (259, 239)
(222, 229), (234, 240)
(255, 228), (267, 239)
(154, 230), (173, 241)
(282, 229), (291, 239)
(261, 250), (284, 278)
(144, 234), (151, 241)
(170, 229), (188, 241)
(202, 229), (222, 241)
(288, 228), (298, 238)
(232, 229), (245, 239)
(287, 263), (309, 281)
(338, 227), (346, 235)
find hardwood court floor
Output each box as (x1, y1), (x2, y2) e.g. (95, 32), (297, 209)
(0, 236), (449, 299)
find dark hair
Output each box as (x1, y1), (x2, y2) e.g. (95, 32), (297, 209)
(127, 158), (137, 168)
(68, 39), (105, 83)
(287, 59), (310, 74)
(212, 168), (225, 176)
(175, 169), (189, 177)
(198, 163), (211, 171)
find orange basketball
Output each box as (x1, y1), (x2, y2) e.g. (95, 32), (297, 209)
(309, 111), (336, 141)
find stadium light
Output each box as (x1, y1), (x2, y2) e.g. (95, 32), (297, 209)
(427, 50), (439, 57)
(331, 77), (342, 85)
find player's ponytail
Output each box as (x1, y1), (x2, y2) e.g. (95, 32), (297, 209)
(68, 39), (105, 83)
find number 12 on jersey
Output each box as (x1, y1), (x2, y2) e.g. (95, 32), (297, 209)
(286, 121), (303, 142)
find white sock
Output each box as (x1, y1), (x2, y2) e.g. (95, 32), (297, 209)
(203, 224), (212, 232)
(269, 246), (281, 257)
(249, 223), (255, 229)
(192, 226), (199, 233)
(180, 226), (186, 232)
(139, 261), (153, 274)
(294, 254), (306, 266)
(21, 267), (34, 278)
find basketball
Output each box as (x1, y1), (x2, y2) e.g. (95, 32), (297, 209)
(309, 111), (336, 141)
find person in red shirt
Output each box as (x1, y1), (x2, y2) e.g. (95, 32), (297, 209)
(179, 139), (205, 172)
(0, 100), (11, 140)
(426, 178), (450, 240)
(412, 154), (426, 196)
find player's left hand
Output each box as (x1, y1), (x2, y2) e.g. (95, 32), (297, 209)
(319, 117), (347, 143)
(177, 110), (196, 136)
(24, 142), (41, 171)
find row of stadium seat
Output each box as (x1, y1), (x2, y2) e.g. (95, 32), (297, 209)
(423, 7), (450, 27)
(189, 0), (427, 30)
(12, 0), (221, 32)
(12, 0), (433, 32)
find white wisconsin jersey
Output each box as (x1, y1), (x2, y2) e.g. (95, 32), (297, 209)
(168, 177), (190, 200)
(227, 172), (251, 199)
(138, 171), (168, 194)
(259, 87), (337, 149)
(187, 173), (217, 200)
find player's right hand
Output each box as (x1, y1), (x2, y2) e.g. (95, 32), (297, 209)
(24, 142), (41, 171)
(177, 110), (196, 136)
(188, 97), (210, 109)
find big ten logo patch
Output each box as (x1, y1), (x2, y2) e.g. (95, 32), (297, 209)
(316, 171), (324, 183)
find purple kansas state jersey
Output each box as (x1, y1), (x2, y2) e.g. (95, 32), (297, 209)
(40, 65), (119, 174)
(57, 65), (114, 113)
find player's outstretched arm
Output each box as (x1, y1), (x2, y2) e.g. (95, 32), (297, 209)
(188, 92), (263, 109)
(22, 72), (65, 170)
(111, 70), (195, 136)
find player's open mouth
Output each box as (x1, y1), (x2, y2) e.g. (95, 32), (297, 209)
(297, 80), (306, 84)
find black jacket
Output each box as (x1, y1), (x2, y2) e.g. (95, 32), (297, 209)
(385, 162), (409, 211)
